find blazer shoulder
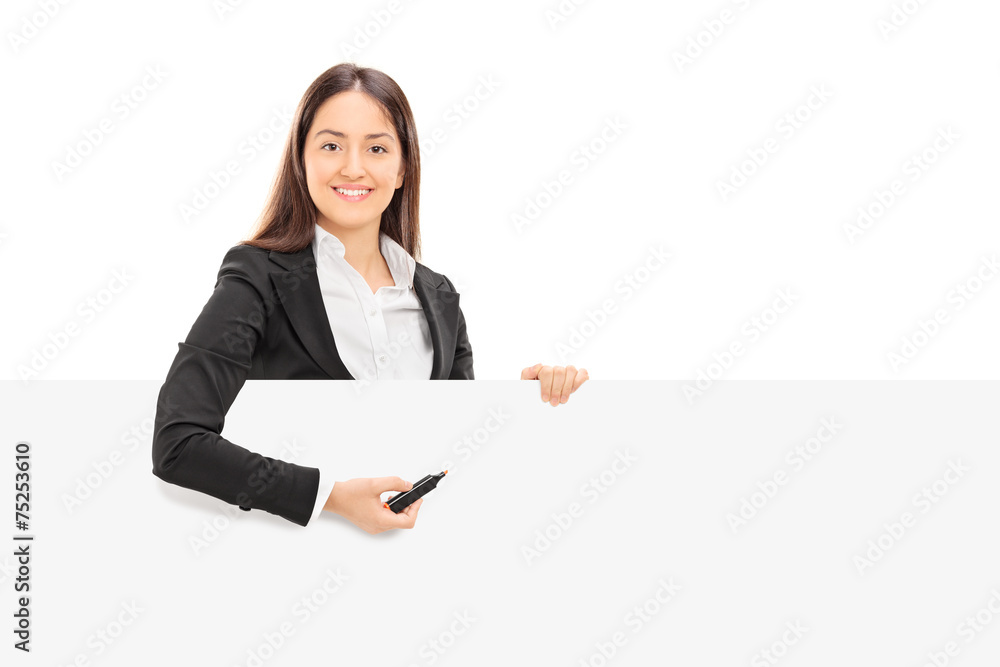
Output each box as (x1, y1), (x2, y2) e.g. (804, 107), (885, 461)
(415, 261), (455, 291)
(213, 243), (275, 293)
(219, 243), (271, 273)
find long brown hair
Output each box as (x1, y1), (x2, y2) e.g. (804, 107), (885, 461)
(242, 63), (421, 259)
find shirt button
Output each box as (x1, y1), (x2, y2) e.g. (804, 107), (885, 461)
(378, 355), (387, 363)
(369, 309), (376, 317)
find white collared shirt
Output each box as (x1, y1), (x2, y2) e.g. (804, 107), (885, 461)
(308, 222), (434, 524)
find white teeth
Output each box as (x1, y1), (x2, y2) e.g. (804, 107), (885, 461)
(335, 188), (371, 196)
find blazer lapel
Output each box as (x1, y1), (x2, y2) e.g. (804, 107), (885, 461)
(267, 245), (355, 379)
(413, 264), (460, 380)
(266, 245), (461, 380)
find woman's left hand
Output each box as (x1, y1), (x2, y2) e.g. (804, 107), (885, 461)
(521, 363), (589, 406)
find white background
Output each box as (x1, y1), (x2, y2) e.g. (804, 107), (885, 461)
(3, 0), (999, 382)
(4, 380), (1000, 665)
(3, 2), (1000, 661)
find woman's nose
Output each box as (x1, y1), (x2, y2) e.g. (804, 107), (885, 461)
(341, 150), (366, 178)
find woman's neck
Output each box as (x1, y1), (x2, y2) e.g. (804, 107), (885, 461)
(318, 220), (385, 277)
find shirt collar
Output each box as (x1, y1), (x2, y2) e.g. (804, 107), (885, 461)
(313, 222), (415, 289)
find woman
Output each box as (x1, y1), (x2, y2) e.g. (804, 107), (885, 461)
(151, 63), (588, 533)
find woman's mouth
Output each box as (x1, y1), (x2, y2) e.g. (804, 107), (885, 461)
(332, 186), (374, 202)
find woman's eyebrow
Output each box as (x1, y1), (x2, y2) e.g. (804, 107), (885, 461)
(314, 129), (395, 142)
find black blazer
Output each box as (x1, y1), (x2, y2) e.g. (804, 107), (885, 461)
(151, 243), (474, 527)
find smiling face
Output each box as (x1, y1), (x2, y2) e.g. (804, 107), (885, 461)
(303, 90), (405, 235)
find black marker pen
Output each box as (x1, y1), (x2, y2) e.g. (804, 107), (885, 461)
(383, 470), (447, 513)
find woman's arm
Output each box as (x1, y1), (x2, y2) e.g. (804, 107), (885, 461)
(151, 245), (320, 527)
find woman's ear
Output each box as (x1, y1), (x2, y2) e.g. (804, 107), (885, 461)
(395, 166), (405, 189)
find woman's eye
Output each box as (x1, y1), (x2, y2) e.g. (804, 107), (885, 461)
(320, 143), (386, 153)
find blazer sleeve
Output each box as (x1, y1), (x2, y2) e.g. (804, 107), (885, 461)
(443, 274), (474, 380)
(151, 245), (320, 527)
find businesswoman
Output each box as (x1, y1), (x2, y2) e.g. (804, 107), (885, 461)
(151, 63), (588, 533)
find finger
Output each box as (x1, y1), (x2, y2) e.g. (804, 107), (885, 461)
(539, 366), (554, 402)
(558, 365), (578, 404)
(399, 497), (424, 527)
(404, 497), (423, 518)
(383, 495), (422, 517)
(521, 363), (542, 380)
(373, 476), (412, 493)
(573, 367), (589, 392)
(549, 366), (566, 406)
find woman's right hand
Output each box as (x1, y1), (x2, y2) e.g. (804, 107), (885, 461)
(323, 476), (424, 533)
